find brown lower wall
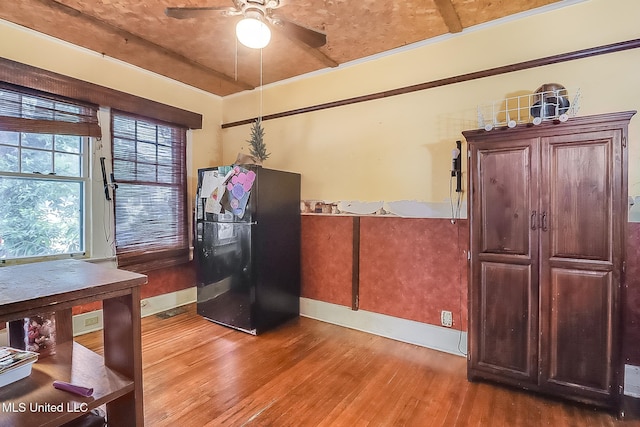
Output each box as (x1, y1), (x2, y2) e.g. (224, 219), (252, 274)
(301, 215), (640, 366)
(359, 217), (469, 330)
(300, 215), (354, 307)
(301, 215), (469, 329)
(71, 261), (196, 315)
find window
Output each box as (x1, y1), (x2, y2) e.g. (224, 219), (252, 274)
(0, 84), (98, 260)
(111, 110), (188, 272)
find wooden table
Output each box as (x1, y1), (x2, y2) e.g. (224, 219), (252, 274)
(0, 259), (147, 427)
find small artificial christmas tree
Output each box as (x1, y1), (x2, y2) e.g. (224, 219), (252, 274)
(247, 118), (270, 163)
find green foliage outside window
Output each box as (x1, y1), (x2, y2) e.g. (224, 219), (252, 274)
(0, 131), (83, 260)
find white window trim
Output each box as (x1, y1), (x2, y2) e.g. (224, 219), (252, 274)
(0, 107), (116, 266)
(86, 107), (116, 264)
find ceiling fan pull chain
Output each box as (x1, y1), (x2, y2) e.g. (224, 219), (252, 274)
(259, 47), (264, 119)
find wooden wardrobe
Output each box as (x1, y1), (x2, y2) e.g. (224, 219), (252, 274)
(464, 111), (635, 413)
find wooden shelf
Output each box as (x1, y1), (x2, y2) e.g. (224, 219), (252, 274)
(0, 342), (134, 427)
(0, 259), (147, 427)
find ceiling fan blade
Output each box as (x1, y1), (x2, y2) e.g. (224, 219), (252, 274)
(270, 16), (327, 48)
(165, 7), (237, 19)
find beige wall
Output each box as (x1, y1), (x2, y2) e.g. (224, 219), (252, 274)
(222, 0), (640, 203)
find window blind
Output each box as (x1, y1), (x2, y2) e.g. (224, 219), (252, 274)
(111, 110), (189, 272)
(0, 83), (89, 261)
(0, 83), (101, 137)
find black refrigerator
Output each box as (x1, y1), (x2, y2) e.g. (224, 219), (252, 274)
(194, 165), (301, 335)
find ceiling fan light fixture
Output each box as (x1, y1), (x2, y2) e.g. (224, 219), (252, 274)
(236, 17), (271, 49)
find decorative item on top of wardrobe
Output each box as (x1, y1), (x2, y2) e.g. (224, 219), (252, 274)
(477, 84), (580, 131)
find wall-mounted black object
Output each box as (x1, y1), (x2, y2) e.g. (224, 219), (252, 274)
(99, 157), (118, 201)
(452, 140), (462, 192)
(99, 157), (111, 201)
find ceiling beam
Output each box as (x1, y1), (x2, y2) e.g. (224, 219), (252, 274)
(272, 26), (339, 68)
(32, 0), (254, 91)
(298, 43), (339, 68)
(433, 0), (463, 33)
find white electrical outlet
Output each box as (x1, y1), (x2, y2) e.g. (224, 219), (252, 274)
(84, 316), (99, 327)
(441, 310), (453, 327)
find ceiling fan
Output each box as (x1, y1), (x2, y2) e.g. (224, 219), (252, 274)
(165, 0), (327, 49)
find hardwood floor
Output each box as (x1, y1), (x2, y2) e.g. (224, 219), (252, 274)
(75, 305), (637, 426)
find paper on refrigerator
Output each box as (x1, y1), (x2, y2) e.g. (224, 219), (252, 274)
(201, 170), (227, 214)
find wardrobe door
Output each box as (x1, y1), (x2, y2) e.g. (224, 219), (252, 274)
(538, 129), (624, 408)
(468, 138), (539, 385)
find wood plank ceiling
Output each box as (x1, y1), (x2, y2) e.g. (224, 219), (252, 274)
(0, 0), (562, 97)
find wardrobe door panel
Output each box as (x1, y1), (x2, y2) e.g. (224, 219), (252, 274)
(547, 139), (612, 261)
(544, 268), (612, 395)
(478, 147), (532, 256)
(468, 140), (539, 385)
(539, 129), (624, 407)
(475, 262), (535, 380)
